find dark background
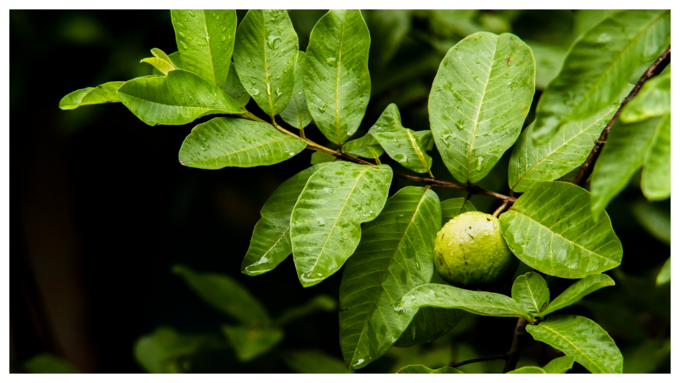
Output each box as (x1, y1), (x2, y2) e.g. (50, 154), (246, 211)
(10, 10), (670, 373)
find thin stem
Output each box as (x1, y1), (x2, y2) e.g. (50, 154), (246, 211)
(300, 128), (306, 139)
(573, 46), (670, 186)
(492, 200), (509, 217)
(503, 317), (529, 373)
(449, 354), (507, 368)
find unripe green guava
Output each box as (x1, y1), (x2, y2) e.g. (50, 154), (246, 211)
(434, 211), (517, 289)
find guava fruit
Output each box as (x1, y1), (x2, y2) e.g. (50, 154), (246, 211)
(434, 211), (517, 289)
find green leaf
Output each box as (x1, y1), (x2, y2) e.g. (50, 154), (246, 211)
(400, 283), (531, 319)
(173, 264), (271, 327)
(508, 98), (622, 193)
(59, 81), (124, 110)
(291, 162), (393, 287)
(241, 164), (330, 276)
(428, 32), (535, 184)
(364, 10), (410, 69)
(542, 355), (575, 373)
(507, 366), (546, 374)
(590, 116), (664, 216)
(397, 365), (463, 374)
(531, 10), (670, 142)
(117, 70), (243, 126)
(221, 325), (284, 362)
(275, 294), (337, 326)
(526, 315), (623, 373)
(280, 51), (313, 129)
(631, 200), (670, 245)
(441, 197), (476, 225)
(511, 272), (550, 314)
(343, 134), (384, 159)
(540, 274), (615, 316)
(525, 40), (567, 90)
(641, 112), (670, 200)
(339, 186), (442, 369)
(310, 151), (336, 165)
(222, 64), (251, 107)
(499, 181), (623, 278)
(573, 10), (621, 37)
(620, 68), (670, 122)
(178, 117), (307, 169)
(656, 258), (670, 286)
(23, 354), (78, 373)
(304, 10), (371, 145)
(151, 47), (178, 66)
(171, 10), (237, 88)
(140, 57), (177, 75)
(234, 10), (298, 116)
(281, 349), (352, 373)
(368, 104), (434, 174)
(134, 327), (220, 373)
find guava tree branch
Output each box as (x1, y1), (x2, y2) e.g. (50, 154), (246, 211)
(573, 45), (671, 186)
(503, 317), (529, 373)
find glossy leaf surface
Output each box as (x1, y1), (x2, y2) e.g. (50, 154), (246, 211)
(178, 117), (307, 169)
(173, 265), (270, 327)
(641, 113), (670, 200)
(280, 51), (313, 129)
(242, 164), (329, 276)
(400, 283), (531, 319)
(620, 68), (670, 122)
(171, 10), (237, 88)
(281, 349), (352, 373)
(343, 134), (384, 159)
(543, 356), (575, 373)
(221, 325), (284, 362)
(368, 104), (434, 174)
(291, 162), (393, 287)
(499, 182), (622, 278)
(507, 366), (546, 374)
(429, 32), (535, 183)
(59, 81), (124, 110)
(140, 57), (177, 75)
(222, 65), (251, 107)
(531, 10), (670, 142)
(118, 70), (243, 126)
(339, 187), (441, 369)
(397, 365), (463, 374)
(234, 10), (298, 116)
(310, 151), (336, 164)
(526, 315), (623, 373)
(590, 117), (661, 216)
(440, 198), (476, 225)
(511, 272), (549, 314)
(304, 10), (371, 145)
(541, 274), (615, 316)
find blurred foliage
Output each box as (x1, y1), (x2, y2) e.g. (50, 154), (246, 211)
(10, 9), (669, 373)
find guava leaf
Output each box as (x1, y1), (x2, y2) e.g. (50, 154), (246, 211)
(440, 197), (476, 225)
(641, 113), (670, 201)
(281, 349), (353, 373)
(290, 162), (393, 287)
(631, 200), (670, 245)
(241, 164), (330, 277)
(234, 9), (298, 116)
(171, 10), (237, 88)
(542, 356), (575, 373)
(511, 272), (549, 315)
(303, 10), (371, 145)
(274, 294), (337, 327)
(620, 68), (670, 123)
(590, 116), (663, 217)
(134, 327), (221, 373)
(428, 32), (535, 184)
(343, 134), (384, 159)
(526, 315), (623, 374)
(150, 48), (177, 66)
(525, 40), (566, 90)
(117, 70), (243, 126)
(310, 151), (336, 165)
(540, 274), (615, 316)
(172, 264), (271, 327)
(368, 104), (434, 174)
(399, 283), (531, 320)
(280, 51), (313, 129)
(506, 366), (546, 374)
(178, 117), (307, 169)
(531, 10), (670, 142)
(364, 10), (410, 69)
(59, 81), (124, 110)
(508, 98), (621, 193)
(397, 365), (463, 374)
(573, 10), (621, 37)
(339, 186), (441, 369)
(222, 64), (251, 107)
(221, 325), (284, 362)
(140, 57), (177, 75)
(656, 258), (670, 286)
(499, 181), (623, 278)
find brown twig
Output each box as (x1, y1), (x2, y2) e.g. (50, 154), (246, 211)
(449, 354), (508, 368)
(573, 46), (670, 186)
(503, 317), (529, 373)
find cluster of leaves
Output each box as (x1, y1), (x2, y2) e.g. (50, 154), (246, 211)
(60, 9), (670, 373)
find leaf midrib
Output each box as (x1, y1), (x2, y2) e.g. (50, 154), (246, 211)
(536, 323), (604, 373)
(335, 11), (347, 145)
(406, 130), (430, 173)
(190, 135), (296, 164)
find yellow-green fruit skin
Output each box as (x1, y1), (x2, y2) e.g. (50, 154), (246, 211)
(434, 211), (517, 289)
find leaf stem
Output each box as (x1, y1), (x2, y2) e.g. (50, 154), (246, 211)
(492, 200), (509, 217)
(573, 45), (670, 186)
